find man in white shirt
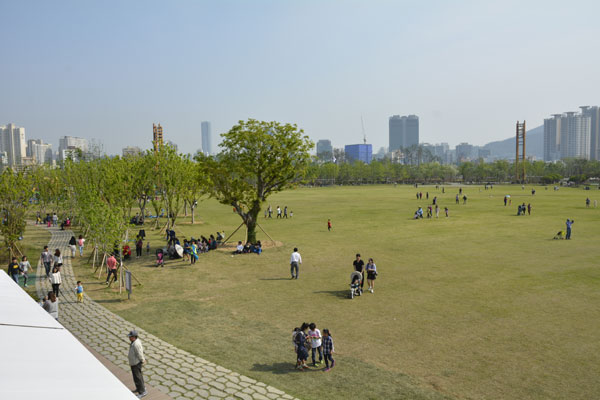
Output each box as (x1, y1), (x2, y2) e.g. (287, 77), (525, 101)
(290, 247), (302, 279)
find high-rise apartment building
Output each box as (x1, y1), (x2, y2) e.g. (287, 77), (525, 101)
(153, 123), (163, 152)
(201, 121), (212, 155)
(580, 106), (600, 160)
(389, 115), (419, 151)
(58, 136), (89, 161)
(345, 144), (372, 164)
(560, 112), (590, 159)
(0, 123), (26, 167)
(30, 141), (53, 164)
(316, 139), (333, 160)
(544, 114), (562, 161)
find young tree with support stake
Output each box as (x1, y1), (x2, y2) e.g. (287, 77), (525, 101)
(0, 169), (33, 258)
(197, 119), (313, 243)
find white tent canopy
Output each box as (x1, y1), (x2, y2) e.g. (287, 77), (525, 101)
(0, 270), (137, 400)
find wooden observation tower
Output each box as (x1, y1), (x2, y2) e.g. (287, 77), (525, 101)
(515, 121), (526, 183)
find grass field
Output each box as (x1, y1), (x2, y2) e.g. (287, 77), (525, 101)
(1, 222), (51, 299)
(69, 184), (600, 400)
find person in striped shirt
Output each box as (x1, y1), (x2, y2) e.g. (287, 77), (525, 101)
(322, 329), (335, 371)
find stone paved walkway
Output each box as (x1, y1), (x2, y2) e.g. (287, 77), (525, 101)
(37, 228), (298, 400)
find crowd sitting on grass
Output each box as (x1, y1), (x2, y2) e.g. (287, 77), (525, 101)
(233, 240), (262, 255)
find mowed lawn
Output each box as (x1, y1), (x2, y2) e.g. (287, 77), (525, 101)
(71, 185), (600, 400)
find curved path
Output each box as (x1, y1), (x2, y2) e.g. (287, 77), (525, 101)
(36, 227), (297, 400)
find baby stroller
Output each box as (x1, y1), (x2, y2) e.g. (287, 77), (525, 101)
(156, 249), (164, 267)
(349, 271), (363, 299)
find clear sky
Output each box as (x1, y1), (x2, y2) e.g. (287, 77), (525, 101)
(1, 0), (599, 155)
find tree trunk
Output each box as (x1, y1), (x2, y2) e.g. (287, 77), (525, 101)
(183, 200), (188, 217)
(191, 204), (195, 224)
(245, 201), (261, 243)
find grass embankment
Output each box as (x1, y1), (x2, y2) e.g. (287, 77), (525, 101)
(1, 222), (51, 299)
(71, 185), (600, 400)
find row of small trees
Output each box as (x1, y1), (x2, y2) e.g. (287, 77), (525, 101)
(305, 158), (600, 185)
(0, 120), (313, 258)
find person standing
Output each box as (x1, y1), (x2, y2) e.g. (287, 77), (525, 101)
(284, 206), (288, 219)
(53, 249), (63, 272)
(135, 237), (143, 258)
(290, 247), (302, 279)
(49, 266), (61, 297)
(8, 257), (20, 284)
(527, 203), (532, 215)
(327, 219), (332, 231)
(19, 256), (32, 287)
(565, 219), (574, 240)
(128, 330), (147, 398)
(353, 254), (365, 290)
(52, 213), (58, 227)
(435, 204), (439, 218)
(41, 246), (53, 277)
(366, 258), (377, 293)
(106, 254), (118, 284)
(78, 235), (85, 256)
(308, 323), (323, 366)
(277, 206), (282, 219)
(322, 329), (335, 372)
(69, 236), (77, 257)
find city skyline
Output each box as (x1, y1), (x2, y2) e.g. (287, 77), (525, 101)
(1, 1), (599, 155)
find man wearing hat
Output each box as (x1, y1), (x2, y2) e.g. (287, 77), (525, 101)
(128, 330), (147, 398)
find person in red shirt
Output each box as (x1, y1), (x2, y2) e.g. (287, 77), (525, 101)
(327, 219), (332, 231)
(105, 254), (118, 284)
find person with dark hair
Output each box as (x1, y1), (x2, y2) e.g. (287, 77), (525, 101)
(105, 254), (118, 284)
(68, 236), (77, 257)
(8, 257), (20, 284)
(42, 291), (59, 320)
(53, 249), (63, 272)
(49, 266), (61, 297)
(135, 237), (143, 258)
(295, 323), (309, 370)
(366, 258), (378, 293)
(290, 248), (302, 279)
(128, 330), (147, 398)
(19, 256), (32, 287)
(566, 219), (574, 240)
(322, 329), (335, 371)
(78, 235), (85, 256)
(308, 323), (323, 366)
(41, 246), (53, 277)
(353, 254), (365, 290)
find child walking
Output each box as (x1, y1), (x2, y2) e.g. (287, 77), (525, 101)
(19, 256), (32, 287)
(322, 329), (335, 371)
(75, 281), (84, 303)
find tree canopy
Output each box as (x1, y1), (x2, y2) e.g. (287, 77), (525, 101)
(197, 119), (313, 243)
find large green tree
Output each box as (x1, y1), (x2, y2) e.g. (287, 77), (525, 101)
(197, 119), (313, 243)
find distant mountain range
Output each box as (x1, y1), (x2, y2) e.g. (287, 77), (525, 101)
(482, 125), (543, 159)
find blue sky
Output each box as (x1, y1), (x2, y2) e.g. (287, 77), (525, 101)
(1, 0), (599, 155)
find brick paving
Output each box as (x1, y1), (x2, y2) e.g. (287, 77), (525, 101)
(36, 227), (298, 400)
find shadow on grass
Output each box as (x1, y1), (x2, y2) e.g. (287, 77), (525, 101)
(250, 362), (308, 375)
(259, 277), (291, 281)
(94, 299), (123, 304)
(313, 290), (349, 299)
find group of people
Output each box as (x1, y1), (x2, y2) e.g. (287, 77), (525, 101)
(413, 205), (449, 219)
(292, 322), (335, 371)
(265, 205), (293, 219)
(233, 240), (262, 255)
(517, 203), (532, 216)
